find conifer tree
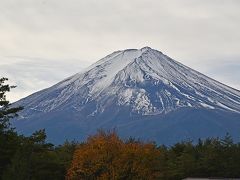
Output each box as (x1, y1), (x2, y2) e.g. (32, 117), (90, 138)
(0, 77), (23, 177)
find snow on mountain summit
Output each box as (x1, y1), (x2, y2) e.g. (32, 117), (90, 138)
(16, 47), (240, 117)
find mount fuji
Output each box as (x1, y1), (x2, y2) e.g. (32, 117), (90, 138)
(12, 47), (240, 145)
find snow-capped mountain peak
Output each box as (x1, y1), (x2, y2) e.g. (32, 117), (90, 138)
(13, 47), (240, 145)
(17, 47), (240, 117)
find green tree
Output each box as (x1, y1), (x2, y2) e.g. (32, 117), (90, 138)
(0, 77), (23, 178)
(3, 130), (77, 180)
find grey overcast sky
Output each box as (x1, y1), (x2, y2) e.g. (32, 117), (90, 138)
(0, 0), (240, 102)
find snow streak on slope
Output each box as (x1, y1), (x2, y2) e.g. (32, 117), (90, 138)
(16, 47), (240, 118)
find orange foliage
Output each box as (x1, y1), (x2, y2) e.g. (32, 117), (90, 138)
(66, 130), (161, 180)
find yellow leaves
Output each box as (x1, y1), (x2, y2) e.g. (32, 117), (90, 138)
(66, 130), (161, 180)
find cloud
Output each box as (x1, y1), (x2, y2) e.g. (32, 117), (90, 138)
(1, 0), (240, 59)
(0, 56), (90, 102)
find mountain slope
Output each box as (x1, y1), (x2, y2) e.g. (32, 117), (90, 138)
(12, 47), (240, 144)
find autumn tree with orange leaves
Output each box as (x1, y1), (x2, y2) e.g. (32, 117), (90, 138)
(66, 130), (161, 180)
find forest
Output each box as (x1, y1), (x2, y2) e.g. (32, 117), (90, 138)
(1, 77), (240, 180)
